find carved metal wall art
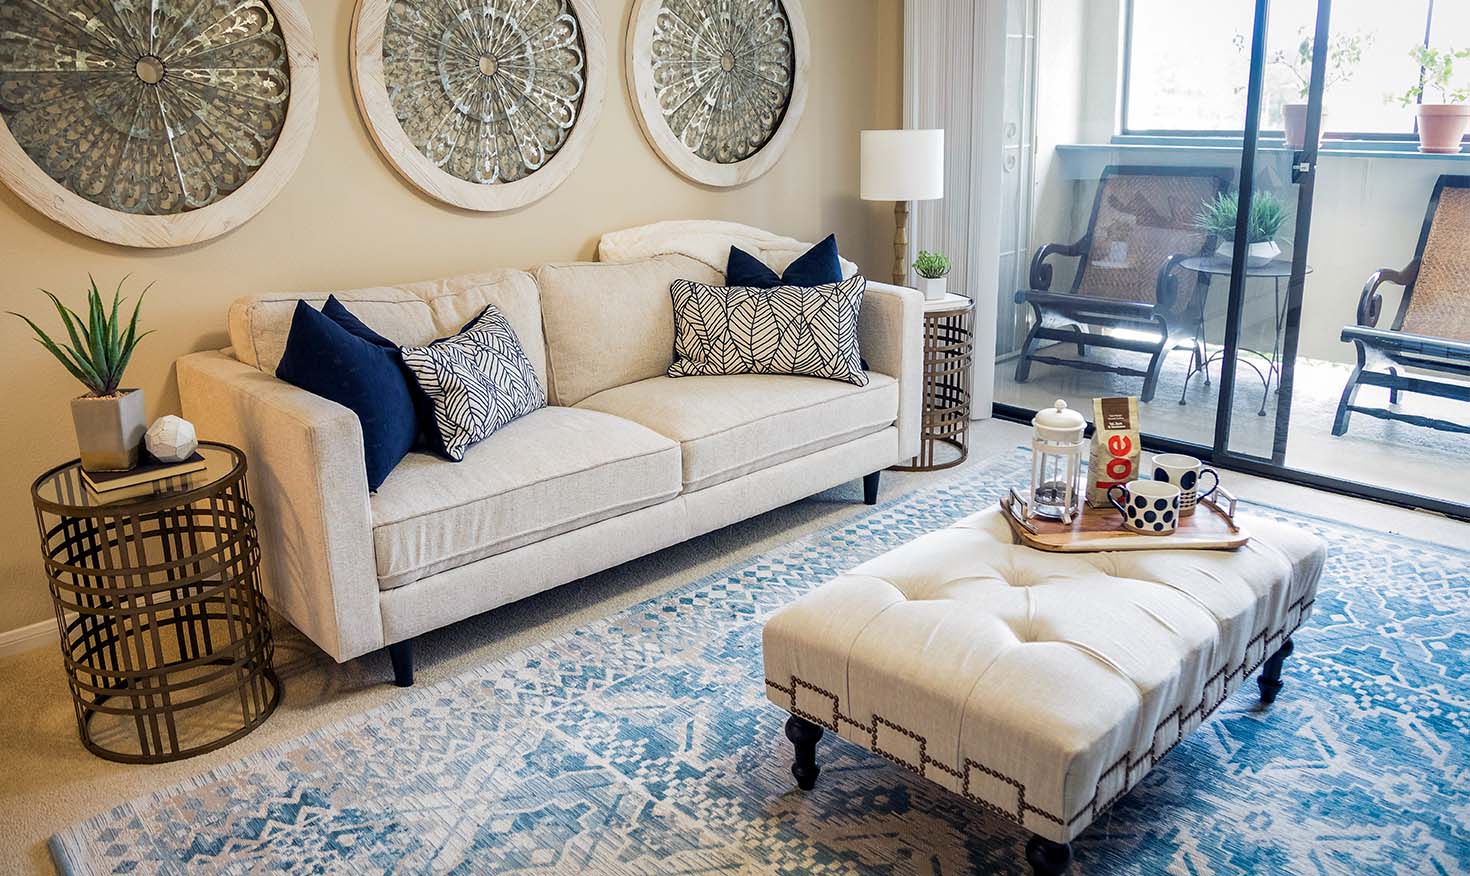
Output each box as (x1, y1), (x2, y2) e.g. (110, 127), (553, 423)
(352, 0), (607, 211)
(0, 0), (319, 248)
(627, 0), (809, 187)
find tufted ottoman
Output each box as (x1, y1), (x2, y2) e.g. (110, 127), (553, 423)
(763, 507), (1325, 875)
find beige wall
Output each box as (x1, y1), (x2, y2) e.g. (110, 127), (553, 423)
(0, 0), (904, 636)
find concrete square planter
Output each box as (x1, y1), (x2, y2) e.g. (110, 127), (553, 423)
(71, 388), (146, 472)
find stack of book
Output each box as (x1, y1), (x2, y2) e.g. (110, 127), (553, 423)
(81, 451), (208, 502)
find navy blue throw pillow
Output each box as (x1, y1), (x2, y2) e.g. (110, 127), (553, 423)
(320, 296), (448, 455)
(276, 300), (418, 491)
(726, 234), (843, 288)
(321, 295), (395, 349)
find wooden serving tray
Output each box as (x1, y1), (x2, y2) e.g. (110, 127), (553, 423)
(1000, 486), (1250, 553)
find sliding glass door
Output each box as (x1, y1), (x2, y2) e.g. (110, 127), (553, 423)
(994, 0), (1252, 450)
(994, 0), (1470, 518)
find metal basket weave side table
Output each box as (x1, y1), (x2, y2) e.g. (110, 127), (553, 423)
(30, 442), (279, 764)
(893, 293), (975, 472)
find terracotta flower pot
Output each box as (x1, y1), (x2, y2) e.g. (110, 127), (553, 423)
(1282, 103), (1325, 150)
(71, 388), (146, 472)
(1416, 104), (1470, 154)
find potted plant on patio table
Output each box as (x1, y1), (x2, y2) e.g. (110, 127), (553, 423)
(9, 278), (153, 471)
(1395, 45), (1470, 154)
(1196, 190), (1289, 268)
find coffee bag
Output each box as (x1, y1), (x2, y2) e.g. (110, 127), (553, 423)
(1087, 396), (1140, 508)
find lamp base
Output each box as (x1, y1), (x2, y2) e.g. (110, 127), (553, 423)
(892, 200), (910, 287)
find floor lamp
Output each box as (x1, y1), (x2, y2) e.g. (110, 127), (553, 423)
(860, 129), (945, 287)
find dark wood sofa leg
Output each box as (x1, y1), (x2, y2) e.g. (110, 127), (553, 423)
(863, 471), (881, 506)
(785, 715), (824, 790)
(1025, 835), (1073, 875)
(388, 640), (414, 687)
(1257, 637), (1295, 704)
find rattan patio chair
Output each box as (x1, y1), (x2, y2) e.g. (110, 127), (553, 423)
(1013, 165), (1232, 402)
(1333, 174), (1470, 437)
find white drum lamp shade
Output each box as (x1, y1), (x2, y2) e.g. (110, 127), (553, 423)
(860, 129), (945, 202)
(860, 129), (944, 286)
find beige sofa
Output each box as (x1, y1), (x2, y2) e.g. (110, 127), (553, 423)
(177, 251), (923, 685)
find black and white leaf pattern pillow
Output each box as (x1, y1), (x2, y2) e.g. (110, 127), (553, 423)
(668, 276), (868, 386)
(399, 306), (546, 462)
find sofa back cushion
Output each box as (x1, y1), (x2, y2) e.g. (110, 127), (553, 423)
(230, 289), (435, 375)
(536, 254), (720, 406)
(227, 270), (547, 386)
(409, 271), (547, 385)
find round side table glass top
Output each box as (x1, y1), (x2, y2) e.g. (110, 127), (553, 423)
(31, 442), (280, 763)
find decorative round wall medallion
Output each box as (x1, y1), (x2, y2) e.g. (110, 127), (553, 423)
(352, 0), (606, 212)
(627, 0), (809, 187)
(0, 0), (319, 248)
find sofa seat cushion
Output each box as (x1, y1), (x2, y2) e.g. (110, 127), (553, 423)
(369, 407), (681, 590)
(575, 373), (898, 493)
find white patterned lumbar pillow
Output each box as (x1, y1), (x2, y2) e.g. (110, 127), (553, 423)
(668, 275), (868, 386)
(399, 306), (546, 462)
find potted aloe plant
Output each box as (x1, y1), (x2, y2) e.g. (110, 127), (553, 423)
(1197, 190), (1289, 267)
(9, 278), (153, 471)
(912, 249), (951, 301)
(1395, 45), (1470, 154)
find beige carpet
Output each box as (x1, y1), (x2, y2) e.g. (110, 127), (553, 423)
(2, 419), (1464, 875)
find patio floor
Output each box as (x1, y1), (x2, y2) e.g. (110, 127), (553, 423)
(995, 341), (1470, 510)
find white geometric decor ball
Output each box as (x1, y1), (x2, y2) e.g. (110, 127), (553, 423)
(145, 415), (198, 463)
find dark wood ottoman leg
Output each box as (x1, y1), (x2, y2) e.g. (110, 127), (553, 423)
(1025, 835), (1073, 875)
(388, 640), (415, 688)
(863, 471), (882, 505)
(1257, 637), (1295, 703)
(785, 715), (824, 790)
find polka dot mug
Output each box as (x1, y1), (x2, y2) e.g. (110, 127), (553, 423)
(1106, 480), (1182, 536)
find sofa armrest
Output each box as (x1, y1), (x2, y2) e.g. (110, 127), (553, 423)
(861, 280), (925, 461)
(177, 350), (383, 662)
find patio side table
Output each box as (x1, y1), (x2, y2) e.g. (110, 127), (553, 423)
(893, 292), (974, 471)
(1176, 256), (1313, 415)
(30, 442), (279, 764)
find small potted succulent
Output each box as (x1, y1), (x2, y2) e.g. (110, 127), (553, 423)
(1249, 28), (1369, 149)
(9, 278), (153, 471)
(912, 249), (951, 301)
(1395, 45), (1469, 154)
(1196, 190), (1289, 267)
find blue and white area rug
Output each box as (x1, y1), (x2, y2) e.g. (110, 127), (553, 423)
(51, 451), (1470, 875)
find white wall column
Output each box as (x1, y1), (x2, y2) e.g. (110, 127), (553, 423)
(903, 0), (1024, 419)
